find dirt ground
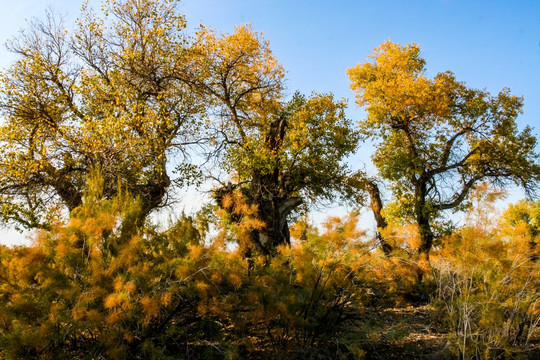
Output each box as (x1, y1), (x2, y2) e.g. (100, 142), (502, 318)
(360, 305), (448, 359)
(360, 305), (540, 360)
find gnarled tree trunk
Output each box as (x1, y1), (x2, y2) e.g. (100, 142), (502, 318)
(364, 180), (393, 256)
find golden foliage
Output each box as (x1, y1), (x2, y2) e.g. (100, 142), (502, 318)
(432, 200), (540, 359)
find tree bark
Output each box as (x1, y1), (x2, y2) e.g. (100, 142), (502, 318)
(415, 181), (434, 263)
(416, 213), (434, 262)
(365, 180), (392, 255)
(246, 178), (302, 255)
(133, 168), (171, 225)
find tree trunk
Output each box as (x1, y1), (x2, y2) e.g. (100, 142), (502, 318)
(248, 114), (300, 255)
(247, 175), (302, 254)
(134, 168), (171, 225)
(254, 196), (302, 254)
(414, 177), (434, 262)
(365, 180), (392, 255)
(415, 212), (433, 287)
(214, 115), (303, 256)
(214, 181), (302, 256)
(416, 213), (434, 263)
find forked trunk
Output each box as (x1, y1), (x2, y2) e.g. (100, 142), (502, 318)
(253, 197), (302, 255)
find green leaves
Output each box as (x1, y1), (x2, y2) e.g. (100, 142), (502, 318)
(348, 40), (540, 256)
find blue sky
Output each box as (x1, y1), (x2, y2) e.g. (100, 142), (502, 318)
(1, 0), (539, 244)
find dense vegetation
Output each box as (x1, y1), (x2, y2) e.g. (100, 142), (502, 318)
(0, 1), (539, 359)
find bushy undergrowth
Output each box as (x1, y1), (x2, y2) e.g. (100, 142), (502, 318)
(431, 204), (540, 359)
(0, 175), (224, 359)
(2, 176), (539, 359)
(0, 177), (374, 359)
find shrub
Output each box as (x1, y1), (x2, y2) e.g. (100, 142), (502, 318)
(169, 212), (369, 359)
(0, 174), (371, 359)
(0, 173), (223, 359)
(432, 217), (540, 359)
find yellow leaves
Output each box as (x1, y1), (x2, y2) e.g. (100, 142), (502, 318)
(0, 0), (203, 230)
(0, 185), (374, 359)
(9, 293), (21, 304)
(86, 309), (103, 323)
(105, 278), (137, 311)
(113, 277), (124, 292)
(105, 309), (124, 326)
(104, 293), (121, 309)
(123, 331), (134, 343)
(221, 193), (234, 211)
(189, 244), (204, 261)
(432, 212), (540, 357)
(55, 240), (70, 259)
(348, 40), (450, 130)
(71, 307), (85, 322)
(216, 188), (267, 251)
(140, 295), (160, 324)
(239, 217), (265, 232)
(196, 22), (284, 124)
(321, 212), (366, 246)
(195, 280), (210, 296)
(124, 281), (136, 294)
(175, 264), (190, 280)
(161, 292), (172, 307)
(393, 223), (421, 250)
(228, 273), (242, 289)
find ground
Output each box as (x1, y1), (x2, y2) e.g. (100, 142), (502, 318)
(359, 305), (448, 359)
(357, 304), (540, 360)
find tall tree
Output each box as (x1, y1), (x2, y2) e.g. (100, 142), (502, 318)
(0, 0), (203, 229)
(196, 26), (358, 255)
(347, 41), (540, 260)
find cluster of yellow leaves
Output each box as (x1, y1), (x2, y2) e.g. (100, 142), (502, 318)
(195, 23), (284, 115)
(4, 171), (536, 359)
(347, 41), (449, 128)
(194, 212), (373, 357)
(216, 189), (265, 251)
(1, 176), (380, 358)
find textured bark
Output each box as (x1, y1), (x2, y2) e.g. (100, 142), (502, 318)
(416, 215), (434, 262)
(214, 182), (302, 255)
(365, 180), (392, 256)
(245, 177), (302, 255)
(415, 180), (434, 262)
(136, 170), (171, 223)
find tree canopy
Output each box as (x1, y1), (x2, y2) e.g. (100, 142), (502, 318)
(0, 0), (359, 257)
(347, 41), (540, 258)
(0, 0), (203, 229)
(1, 2), (540, 359)
(0, 1), (539, 260)
(195, 25), (358, 254)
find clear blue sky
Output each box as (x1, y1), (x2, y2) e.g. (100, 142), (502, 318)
(1, 0), (539, 245)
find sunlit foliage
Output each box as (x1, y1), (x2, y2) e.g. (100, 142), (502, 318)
(0, 172), (221, 359)
(432, 196), (540, 359)
(0, 173), (374, 359)
(1, 2), (539, 358)
(348, 41), (540, 259)
(0, 0), (204, 229)
(197, 23), (358, 254)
